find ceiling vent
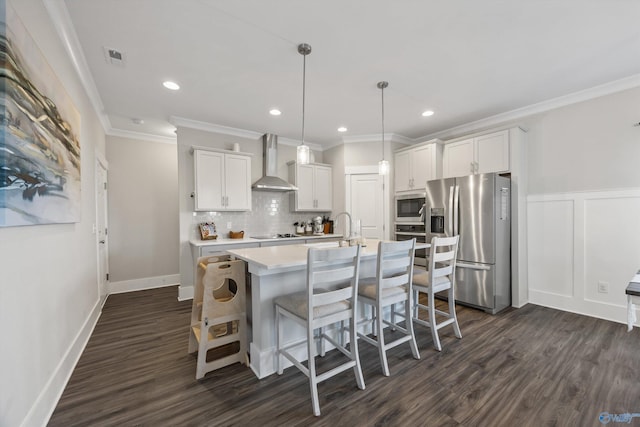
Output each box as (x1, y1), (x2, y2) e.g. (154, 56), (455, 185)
(103, 47), (125, 66)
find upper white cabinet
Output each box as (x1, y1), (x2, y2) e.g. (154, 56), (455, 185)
(442, 130), (509, 178)
(193, 149), (252, 211)
(394, 141), (441, 193)
(288, 162), (332, 211)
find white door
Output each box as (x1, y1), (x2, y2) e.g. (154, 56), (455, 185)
(194, 150), (224, 211)
(95, 157), (109, 300)
(296, 164), (315, 210)
(349, 173), (384, 239)
(443, 138), (474, 178)
(314, 165), (332, 211)
(476, 130), (510, 174)
(394, 151), (411, 192)
(411, 144), (435, 190)
(225, 154), (252, 210)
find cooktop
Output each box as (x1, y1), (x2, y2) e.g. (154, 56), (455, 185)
(250, 233), (302, 240)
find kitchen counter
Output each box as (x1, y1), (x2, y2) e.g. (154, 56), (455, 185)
(227, 239), (429, 379)
(189, 233), (343, 247)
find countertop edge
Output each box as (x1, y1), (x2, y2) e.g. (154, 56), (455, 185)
(189, 234), (343, 247)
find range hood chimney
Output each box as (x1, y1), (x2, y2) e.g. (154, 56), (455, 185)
(252, 134), (298, 192)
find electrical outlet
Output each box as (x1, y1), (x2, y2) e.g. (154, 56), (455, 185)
(227, 222), (232, 229)
(597, 281), (609, 294)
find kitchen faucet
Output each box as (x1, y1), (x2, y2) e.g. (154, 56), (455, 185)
(333, 211), (354, 239)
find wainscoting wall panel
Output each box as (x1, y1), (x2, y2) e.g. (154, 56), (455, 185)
(527, 199), (574, 298)
(528, 189), (640, 326)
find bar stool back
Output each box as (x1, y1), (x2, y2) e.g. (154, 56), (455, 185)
(357, 239), (420, 376)
(413, 235), (461, 351)
(274, 245), (365, 416)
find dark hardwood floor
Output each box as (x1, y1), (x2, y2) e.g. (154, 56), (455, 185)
(49, 286), (640, 426)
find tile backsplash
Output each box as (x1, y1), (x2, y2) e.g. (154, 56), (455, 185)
(191, 191), (330, 239)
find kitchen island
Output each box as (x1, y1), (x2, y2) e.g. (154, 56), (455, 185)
(227, 239), (427, 379)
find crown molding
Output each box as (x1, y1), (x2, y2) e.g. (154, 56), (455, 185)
(169, 116), (322, 151)
(170, 116), (263, 140)
(107, 128), (177, 145)
(44, 0), (111, 134)
(421, 73), (640, 141)
(274, 136), (322, 152)
(341, 133), (413, 145)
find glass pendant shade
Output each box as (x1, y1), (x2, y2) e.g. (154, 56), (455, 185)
(377, 81), (390, 176)
(378, 159), (389, 175)
(297, 144), (310, 165)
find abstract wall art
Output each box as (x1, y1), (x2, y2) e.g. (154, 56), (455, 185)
(0, 0), (81, 227)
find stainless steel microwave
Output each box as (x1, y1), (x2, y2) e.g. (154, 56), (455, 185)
(395, 193), (426, 223)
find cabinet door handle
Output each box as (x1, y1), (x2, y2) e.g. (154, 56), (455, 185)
(222, 196), (225, 206)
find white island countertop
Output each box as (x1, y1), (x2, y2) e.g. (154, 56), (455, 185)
(228, 238), (430, 379)
(227, 240), (377, 273)
(189, 233), (343, 247)
(227, 239), (428, 275)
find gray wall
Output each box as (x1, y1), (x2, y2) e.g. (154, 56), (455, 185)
(323, 144), (346, 232)
(106, 136), (179, 282)
(0, 0), (106, 425)
(524, 86), (640, 194)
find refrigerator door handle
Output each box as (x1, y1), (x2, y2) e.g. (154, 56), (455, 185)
(448, 186), (454, 236)
(453, 185), (460, 236)
(456, 261), (491, 271)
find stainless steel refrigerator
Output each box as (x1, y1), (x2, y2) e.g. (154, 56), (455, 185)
(425, 173), (511, 314)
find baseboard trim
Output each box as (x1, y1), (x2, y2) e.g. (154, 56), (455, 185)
(108, 274), (180, 295)
(21, 299), (102, 427)
(178, 284), (194, 301)
(529, 289), (637, 327)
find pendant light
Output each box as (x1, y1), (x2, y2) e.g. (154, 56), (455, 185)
(377, 81), (390, 175)
(296, 43), (311, 165)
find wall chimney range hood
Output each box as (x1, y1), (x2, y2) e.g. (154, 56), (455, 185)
(252, 134), (298, 192)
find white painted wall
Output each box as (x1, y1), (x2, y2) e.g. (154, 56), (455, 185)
(523, 87), (640, 325)
(525, 86), (640, 194)
(323, 144), (346, 225)
(527, 189), (640, 326)
(0, 1), (106, 426)
(105, 136), (179, 286)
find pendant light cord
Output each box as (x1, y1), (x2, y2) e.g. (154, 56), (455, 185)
(301, 52), (306, 146)
(381, 84), (385, 162)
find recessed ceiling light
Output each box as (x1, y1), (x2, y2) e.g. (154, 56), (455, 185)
(422, 110), (435, 117)
(131, 118), (144, 125)
(269, 109), (282, 116)
(163, 81), (180, 91)
(337, 126), (347, 132)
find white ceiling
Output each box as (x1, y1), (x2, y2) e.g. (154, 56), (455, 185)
(60, 0), (640, 146)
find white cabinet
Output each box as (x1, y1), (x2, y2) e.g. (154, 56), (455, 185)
(193, 149), (252, 211)
(442, 138), (474, 178)
(394, 141), (441, 193)
(442, 130), (509, 178)
(288, 162), (332, 211)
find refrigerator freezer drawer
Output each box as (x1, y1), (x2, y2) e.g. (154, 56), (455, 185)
(454, 262), (510, 314)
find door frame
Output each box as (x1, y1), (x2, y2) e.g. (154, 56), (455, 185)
(345, 165), (390, 240)
(95, 153), (109, 304)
